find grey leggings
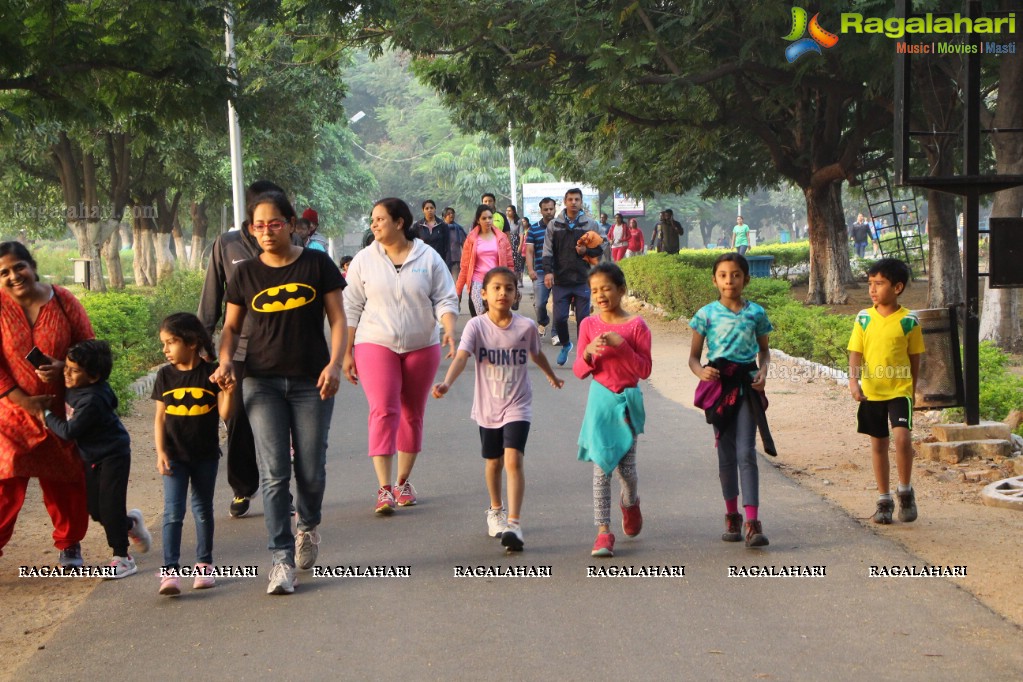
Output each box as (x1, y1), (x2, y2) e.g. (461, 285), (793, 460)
(593, 439), (638, 526)
(717, 397), (759, 507)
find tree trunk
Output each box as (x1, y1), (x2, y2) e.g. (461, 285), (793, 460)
(101, 222), (124, 290)
(189, 199), (209, 269)
(804, 181), (852, 304)
(172, 215), (187, 269)
(978, 8), (1023, 351)
(153, 189), (180, 283)
(155, 232), (175, 282)
(698, 218), (714, 248)
(132, 207), (156, 287)
(925, 190), (962, 308)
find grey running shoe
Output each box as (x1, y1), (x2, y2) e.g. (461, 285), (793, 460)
(267, 563), (297, 595)
(295, 529), (320, 570)
(872, 498), (895, 524)
(486, 507), (508, 538)
(896, 489), (918, 523)
(127, 509), (152, 553)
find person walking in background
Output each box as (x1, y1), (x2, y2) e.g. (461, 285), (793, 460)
(456, 204), (514, 318)
(482, 193), (507, 233)
(153, 313), (236, 596)
(42, 340), (153, 578)
(660, 209), (684, 254)
(850, 213), (871, 259)
(688, 254), (775, 548)
(413, 199), (450, 265)
(0, 241), (94, 567)
(731, 216), (750, 256)
(300, 208), (328, 253)
(433, 267), (563, 553)
(212, 189), (348, 595)
(575, 263), (652, 558)
(625, 218), (645, 257)
(609, 213), (629, 263)
(343, 198), (458, 516)
(542, 188), (604, 366)
(199, 179), (284, 520)
(526, 197), (556, 339)
(443, 207), (467, 279)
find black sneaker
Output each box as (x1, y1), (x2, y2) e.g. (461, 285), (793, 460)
(896, 489), (918, 523)
(744, 520), (769, 547)
(872, 498), (894, 524)
(59, 543), (84, 568)
(229, 496), (250, 518)
(722, 513), (743, 542)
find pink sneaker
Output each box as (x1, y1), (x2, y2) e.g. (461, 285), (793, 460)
(159, 575), (180, 596)
(394, 480), (417, 507)
(375, 486), (396, 515)
(621, 497), (643, 538)
(193, 563), (216, 589)
(591, 532), (615, 558)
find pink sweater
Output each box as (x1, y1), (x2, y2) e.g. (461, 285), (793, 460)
(573, 315), (652, 393)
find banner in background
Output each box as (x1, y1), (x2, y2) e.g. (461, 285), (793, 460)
(613, 192), (645, 217)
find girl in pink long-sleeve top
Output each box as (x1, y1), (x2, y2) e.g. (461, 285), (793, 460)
(573, 263), (652, 558)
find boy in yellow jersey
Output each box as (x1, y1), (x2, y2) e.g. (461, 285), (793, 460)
(847, 258), (925, 525)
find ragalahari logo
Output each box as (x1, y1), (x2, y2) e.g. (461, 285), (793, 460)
(783, 7), (839, 62)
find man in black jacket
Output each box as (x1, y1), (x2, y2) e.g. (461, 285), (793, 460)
(541, 188), (604, 366)
(197, 179), (283, 518)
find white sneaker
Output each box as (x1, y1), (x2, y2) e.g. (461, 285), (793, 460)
(127, 509), (151, 553)
(552, 336), (561, 346)
(537, 324), (546, 337)
(104, 555), (137, 580)
(267, 563), (297, 595)
(485, 507), (508, 538)
(501, 525), (524, 552)
(295, 528), (320, 570)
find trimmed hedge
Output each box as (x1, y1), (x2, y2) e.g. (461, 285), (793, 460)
(77, 269), (205, 414)
(666, 241), (811, 278)
(619, 252), (849, 369)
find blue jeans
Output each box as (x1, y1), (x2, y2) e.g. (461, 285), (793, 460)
(736, 245), (749, 257)
(533, 272), (551, 329)
(854, 240), (868, 258)
(243, 375), (334, 566)
(162, 458), (219, 568)
(553, 282), (591, 346)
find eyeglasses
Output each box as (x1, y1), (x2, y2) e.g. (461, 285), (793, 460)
(251, 220), (288, 233)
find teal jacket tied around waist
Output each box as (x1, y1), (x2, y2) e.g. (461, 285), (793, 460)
(577, 380), (645, 475)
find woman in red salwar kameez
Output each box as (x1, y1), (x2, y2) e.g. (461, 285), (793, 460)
(0, 242), (94, 566)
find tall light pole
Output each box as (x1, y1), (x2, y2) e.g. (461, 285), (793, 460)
(225, 5), (245, 231)
(508, 122), (517, 212)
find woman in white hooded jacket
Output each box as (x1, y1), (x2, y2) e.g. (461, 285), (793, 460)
(343, 198), (459, 514)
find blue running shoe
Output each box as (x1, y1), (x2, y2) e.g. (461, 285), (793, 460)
(557, 341), (573, 366)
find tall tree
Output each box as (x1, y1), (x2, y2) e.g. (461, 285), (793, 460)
(380, 0), (895, 303)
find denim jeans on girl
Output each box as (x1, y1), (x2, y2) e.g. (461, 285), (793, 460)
(162, 457), (219, 568)
(243, 375), (333, 566)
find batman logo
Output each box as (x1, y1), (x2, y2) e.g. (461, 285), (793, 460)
(163, 387), (216, 416)
(251, 283), (317, 313)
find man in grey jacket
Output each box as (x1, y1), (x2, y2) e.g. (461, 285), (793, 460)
(541, 188), (604, 366)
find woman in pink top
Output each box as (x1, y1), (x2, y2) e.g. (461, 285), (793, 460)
(573, 263), (652, 559)
(625, 218), (645, 257)
(456, 204), (514, 317)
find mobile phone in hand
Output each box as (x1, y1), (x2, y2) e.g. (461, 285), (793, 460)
(26, 346), (49, 369)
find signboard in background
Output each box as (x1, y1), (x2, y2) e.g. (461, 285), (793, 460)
(521, 182), (600, 225)
(613, 192), (645, 217)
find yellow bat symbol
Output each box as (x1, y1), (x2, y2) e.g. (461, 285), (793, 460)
(251, 283), (317, 313)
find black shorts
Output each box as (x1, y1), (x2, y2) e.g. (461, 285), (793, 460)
(857, 397), (913, 438)
(479, 421), (530, 459)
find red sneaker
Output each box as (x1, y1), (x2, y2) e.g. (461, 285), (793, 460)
(620, 497), (643, 537)
(375, 486), (396, 515)
(394, 480), (417, 507)
(591, 532), (615, 557)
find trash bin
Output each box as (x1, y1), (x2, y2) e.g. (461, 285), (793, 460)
(914, 307), (964, 409)
(745, 255), (774, 278)
(780, 229), (791, 244)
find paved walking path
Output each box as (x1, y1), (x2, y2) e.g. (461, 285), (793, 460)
(15, 303), (1023, 680)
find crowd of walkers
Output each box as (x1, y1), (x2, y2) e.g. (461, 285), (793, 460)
(1, 182), (922, 599)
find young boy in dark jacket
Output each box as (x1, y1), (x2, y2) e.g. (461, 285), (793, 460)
(43, 340), (150, 577)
